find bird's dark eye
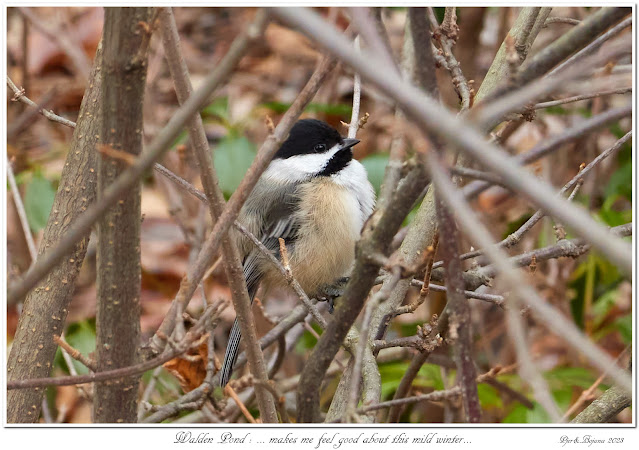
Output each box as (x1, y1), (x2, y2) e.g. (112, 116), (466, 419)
(314, 143), (326, 152)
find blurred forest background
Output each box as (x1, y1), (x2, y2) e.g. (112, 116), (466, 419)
(5, 7), (632, 424)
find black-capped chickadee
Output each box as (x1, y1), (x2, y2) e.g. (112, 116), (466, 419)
(220, 119), (376, 387)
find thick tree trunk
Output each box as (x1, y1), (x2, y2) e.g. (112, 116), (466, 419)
(7, 45), (103, 423)
(93, 7), (153, 423)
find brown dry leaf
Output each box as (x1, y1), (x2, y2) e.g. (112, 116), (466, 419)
(163, 333), (209, 393)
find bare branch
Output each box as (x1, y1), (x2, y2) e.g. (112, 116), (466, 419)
(54, 335), (97, 372)
(473, 7), (547, 103)
(487, 7), (630, 101)
(572, 384), (631, 423)
(506, 299), (562, 422)
(6, 156), (37, 262)
(7, 76), (77, 128)
(544, 17), (581, 27)
(434, 185), (480, 422)
(347, 36), (362, 139)
(427, 8), (472, 109)
(7, 43), (103, 424)
(462, 105), (632, 199)
(533, 87), (631, 109)
(93, 7), (153, 423)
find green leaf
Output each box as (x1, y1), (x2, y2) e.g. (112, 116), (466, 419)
(503, 404), (528, 423)
(213, 135), (256, 197)
(433, 7), (446, 23)
(527, 402), (552, 423)
(23, 171), (56, 232)
(592, 288), (619, 329)
(544, 367), (596, 389)
(417, 363), (445, 391)
(379, 361), (410, 399)
(605, 163), (632, 201)
(478, 383), (503, 409)
(598, 194), (631, 227)
(378, 362), (444, 400)
(202, 97), (230, 122)
(360, 153), (389, 194)
(613, 314), (632, 343)
(295, 322), (323, 353)
(525, 389), (572, 423)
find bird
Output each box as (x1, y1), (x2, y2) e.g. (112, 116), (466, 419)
(219, 118), (376, 387)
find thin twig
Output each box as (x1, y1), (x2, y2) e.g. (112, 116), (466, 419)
(410, 280), (505, 308)
(506, 297), (562, 422)
(138, 366), (164, 420)
(544, 17), (581, 27)
(394, 235), (439, 315)
(347, 36), (362, 139)
(553, 172), (585, 241)
(225, 385), (257, 424)
(58, 334), (93, 401)
(7, 77), (76, 128)
(361, 387), (463, 415)
(427, 7), (472, 110)
(53, 334), (97, 372)
(7, 87), (59, 140)
(533, 87), (631, 109)
(6, 156), (38, 263)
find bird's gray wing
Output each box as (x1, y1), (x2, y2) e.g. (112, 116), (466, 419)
(220, 181), (301, 386)
(242, 182), (302, 290)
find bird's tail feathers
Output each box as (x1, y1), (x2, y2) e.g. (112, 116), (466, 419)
(219, 280), (259, 387)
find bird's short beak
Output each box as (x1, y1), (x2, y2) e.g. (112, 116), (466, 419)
(341, 138), (360, 150)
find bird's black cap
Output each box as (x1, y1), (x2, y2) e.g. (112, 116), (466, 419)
(275, 119), (344, 159)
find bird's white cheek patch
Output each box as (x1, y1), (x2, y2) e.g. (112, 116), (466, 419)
(263, 144), (343, 183)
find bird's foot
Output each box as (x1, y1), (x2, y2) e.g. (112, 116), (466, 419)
(318, 277), (349, 314)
